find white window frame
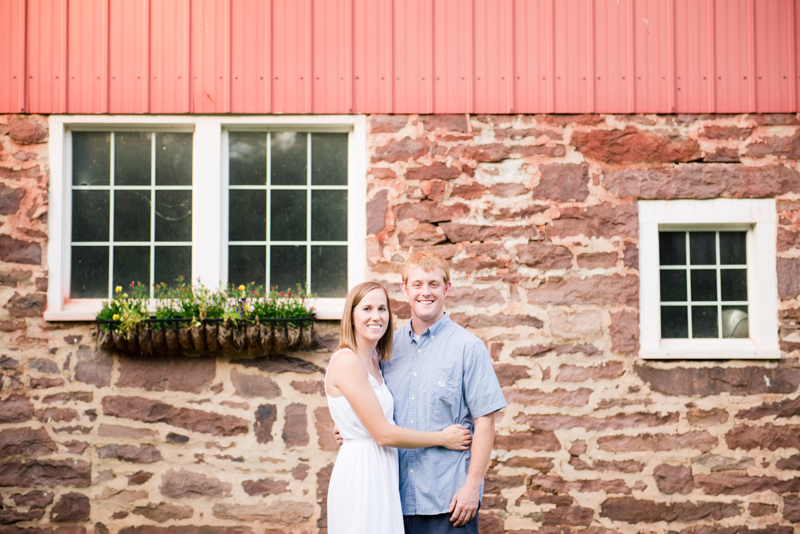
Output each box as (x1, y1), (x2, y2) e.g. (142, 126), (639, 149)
(639, 198), (780, 360)
(46, 115), (367, 321)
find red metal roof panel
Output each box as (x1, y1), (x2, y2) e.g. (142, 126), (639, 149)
(0, 0), (26, 114)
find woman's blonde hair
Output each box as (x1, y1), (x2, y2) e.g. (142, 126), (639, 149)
(338, 282), (394, 362)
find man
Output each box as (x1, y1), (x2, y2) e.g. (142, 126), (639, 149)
(383, 251), (507, 533)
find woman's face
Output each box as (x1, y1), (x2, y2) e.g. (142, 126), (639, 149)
(353, 288), (390, 347)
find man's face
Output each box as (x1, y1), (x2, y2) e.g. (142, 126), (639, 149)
(401, 265), (451, 327)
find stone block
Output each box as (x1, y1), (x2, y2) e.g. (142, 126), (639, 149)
(548, 203), (638, 239)
(241, 478), (289, 496)
(117, 356), (215, 393)
(372, 137), (430, 163)
(282, 403), (309, 447)
(634, 364), (800, 396)
(212, 501), (314, 524)
(572, 127), (701, 164)
(598, 431), (718, 452)
(534, 164), (589, 202)
(0, 236), (41, 265)
(6, 292), (46, 317)
(254, 404), (277, 444)
(493, 431), (560, 451)
(230, 370), (281, 399)
(314, 406), (338, 452)
(96, 444), (163, 463)
(74, 348), (112, 388)
(600, 497), (740, 523)
(0, 185), (26, 216)
(0, 460), (91, 487)
(160, 469), (231, 499)
(654, 464), (693, 494)
(132, 503), (193, 523)
(0, 395), (34, 423)
(102, 396), (249, 436)
(548, 310), (603, 340)
(50, 493), (90, 522)
(725, 423), (800, 451)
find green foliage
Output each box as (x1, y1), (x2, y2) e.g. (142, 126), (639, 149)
(97, 278), (316, 331)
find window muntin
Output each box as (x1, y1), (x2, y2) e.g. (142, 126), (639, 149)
(227, 131), (349, 297)
(659, 230), (748, 339)
(70, 131), (192, 298)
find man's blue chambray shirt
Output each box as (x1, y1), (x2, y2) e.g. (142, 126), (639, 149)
(382, 313), (507, 516)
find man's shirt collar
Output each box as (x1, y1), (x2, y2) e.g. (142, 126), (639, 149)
(406, 312), (451, 340)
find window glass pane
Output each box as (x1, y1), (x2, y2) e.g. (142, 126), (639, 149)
(156, 133), (192, 186)
(270, 245), (306, 292)
(311, 246), (347, 298)
(72, 132), (110, 186)
(311, 190), (347, 241)
(154, 246), (191, 287)
(689, 231), (716, 265)
(722, 306), (749, 338)
(659, 232), (686, 266)
(230, 132), (267, 186)
(72, 190), (109, 242)
(661, 306), (688, 338)
(229, 190), (266, 242)
(271, 132), (307, 186)
(311, 133), (348, 186)
(690, 270), (717, 301)
(114, 190), (151, 242)
(720, 269), (748, 301)
(155, 190), (192, 242)
(719, 231), (747, 265)
(660, 270), (687, 302)
(691, 306), (718, 338)
(113, 246), (150, 290)
(71, 247), (108, 298)
(229, 246), (266, 287)
(271, 190), (307, 241)
(115, 132), (151, 186)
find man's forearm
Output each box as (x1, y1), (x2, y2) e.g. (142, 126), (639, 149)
(465, 414), (495, 488)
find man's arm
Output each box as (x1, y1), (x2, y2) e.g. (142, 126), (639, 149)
(448, 413), (495, 527)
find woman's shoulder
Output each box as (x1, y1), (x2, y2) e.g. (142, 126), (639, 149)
(328, 348), (361, 370)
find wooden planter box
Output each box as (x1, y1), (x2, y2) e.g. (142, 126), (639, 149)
(95, 317), (317, 354)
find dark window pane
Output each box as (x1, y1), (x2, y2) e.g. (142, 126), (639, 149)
(311, 133), (348, 186)
(229, 190), (266, 242)
(229, 246), (266, 287)
(114, 190), (151, 242)
(72, 190), (109, 242)
(311, 246), (347, 298)
(71, 246), (109, 298)
(660, 269), (687, 302)
(659, 232), (686, 266)
(271, 190), (306, 241)
(156, 133), (192, 186)
(720, 269), (748, 302)
(690, 231), (716, 265)
(271, 132), (307, 186)
(722, 306), (749, 338)
(311, 190), (347, 241)
(155, 190), (192, 242)
(719, 231), (747, 265)
(115, 132), (151, 186)
(690, 269), (717, 301)
(154, 246), (191, 287)
(230, 132), (267, 186)
(270, 245), (306, 293)
(692, 306), (718, 338)
(113, 246), (150, 290)
(661, 306), (688, 338)
(72, 132), (110, 186)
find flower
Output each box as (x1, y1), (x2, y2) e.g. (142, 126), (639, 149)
(140, 308), (147, 314)
(130, 281), (135, 287)
(115, 286), (122, 293)
(238, 285), (245, 292)
(112, 314), (119, 320)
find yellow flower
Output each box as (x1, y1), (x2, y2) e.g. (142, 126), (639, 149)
(112, 314), (119, 320)
(140, 308), (147, 314)
(238, 285), (245, 292)
(115, 286), (122, 293)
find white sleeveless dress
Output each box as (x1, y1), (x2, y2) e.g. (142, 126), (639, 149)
(326, 350), (404, 534)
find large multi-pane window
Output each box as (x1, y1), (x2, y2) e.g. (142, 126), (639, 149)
(48, 116), (366, 321)
(227, 131), (348, 297)
(70, 131), (192, 298)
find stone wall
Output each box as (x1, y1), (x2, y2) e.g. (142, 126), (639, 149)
(1, 112), (800, 534)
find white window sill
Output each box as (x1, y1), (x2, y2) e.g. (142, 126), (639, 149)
(641, 339), (781, 360)
(44, 298), (345, 322)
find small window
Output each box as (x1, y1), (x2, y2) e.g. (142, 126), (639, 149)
(639, 199), (779, 360)
(70, 131), (192, 298)
(659, 231), (748, 339)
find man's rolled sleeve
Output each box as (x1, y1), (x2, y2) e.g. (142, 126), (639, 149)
(463, 340), (507, 419)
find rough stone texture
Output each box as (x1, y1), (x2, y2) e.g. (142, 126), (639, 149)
(3, 113), (800, 533)
(159, 469), (232, 499)
(117, 356), (215, 393)
(50, 493), (90, 522)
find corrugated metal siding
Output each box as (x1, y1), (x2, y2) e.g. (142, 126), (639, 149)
(4, 0), (800, 114)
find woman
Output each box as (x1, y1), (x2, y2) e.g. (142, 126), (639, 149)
(325, 281), (472, 534)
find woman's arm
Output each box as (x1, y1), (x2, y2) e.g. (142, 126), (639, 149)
(328, 350), (471, 450)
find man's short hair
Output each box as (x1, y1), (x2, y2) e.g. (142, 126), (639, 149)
(402, 251), (450, 285)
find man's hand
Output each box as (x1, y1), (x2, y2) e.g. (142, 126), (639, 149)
(448, 481), (480, 527)
(333, 424), (343, 447)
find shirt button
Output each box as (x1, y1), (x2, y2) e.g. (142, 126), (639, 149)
(410, 469), (414, 473)
(417, 349), (421, 353)
(410, 420), (413, 424)
(413, 372), (417, 376)
(411, 397), (415, 400)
